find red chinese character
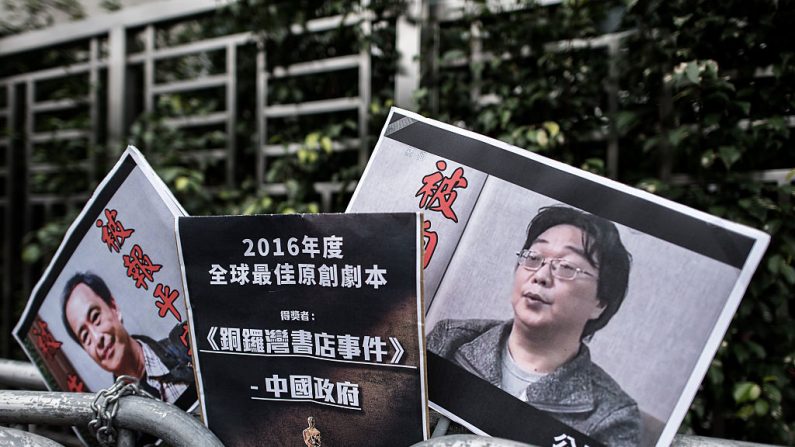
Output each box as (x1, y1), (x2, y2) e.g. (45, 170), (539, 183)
(31, 319), (62, 358)
(123, 244), (162, 290)
(422, 219), (438, 269)
(95, 208), (135, 253)
(67, 374), (85, 392)
(180, 323), (192, 356)
(415, 160), (468, 223)
(153, 283), (181, 321)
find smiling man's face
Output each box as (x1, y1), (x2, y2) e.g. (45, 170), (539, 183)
(511, 224), (605, 341)
(65, 283), (135, 375)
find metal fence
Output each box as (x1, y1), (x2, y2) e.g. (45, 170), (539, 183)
(256, 11), (372, 209)
(0, 389), (224, 447)
(0, 360), (779, 446)
(0, 0), (423, 358)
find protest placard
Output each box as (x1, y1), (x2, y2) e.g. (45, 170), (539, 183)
(348, 108), (770, 447)
(14, 146), (196, 442)
(177, 213), (428, 446)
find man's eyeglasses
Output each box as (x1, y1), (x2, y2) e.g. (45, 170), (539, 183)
(516, 249), (597, 281)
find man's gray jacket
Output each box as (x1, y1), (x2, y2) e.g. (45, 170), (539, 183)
(427, 319), (640, 446)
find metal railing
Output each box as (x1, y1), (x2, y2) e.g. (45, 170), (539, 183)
(413, 434), (779, 447)
(0, 389), (224, 447)
(0, 360), (779, 447)
(0, 359), (46, 390)
(0, 361), (221, 446)
(0, 427), (68, 447)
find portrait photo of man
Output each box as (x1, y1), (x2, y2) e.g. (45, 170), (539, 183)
(427, 206), (640, 445)
(348, 109), (768, 447)
(13, 150), (199, 425)
(61, 271), (194, 403)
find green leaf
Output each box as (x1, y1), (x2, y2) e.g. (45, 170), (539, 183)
(668, 127), (689, 146)
(243, 203), (258, 215)
(22, 245), (42, 264)
(297, 148), (309, 164)
(700, 150), (715, 168)
(704, 113), (721, 127)
(736, 404), (755, 420)
(479, 110), (497, 132)
(615, 111), (639, 134)
(500, 109), (512, 128)
(718, 146), (741, 169)
(733, 342), (750, 363)
(320, 136), (333, 153)
(261, 197), (273, 209)
(543, 121), (560, 137)
(305, 132), (320, 149)
(746, 340), (766, 359)
(686, 61), (700, 84)
(767, 254), (782, 274)
(526, 128), (537, 143)
(779, 263), (795, 285)
(175, 176), (190, 192)
(536, 129), (549, 147)
(733, 381), (761, 403)
(767, 116), (787, 131)
(673, 14), (692, 27)
(763, 384), (782, 403)
(754, 399), (769, 416)
(707, 362), (724, 385)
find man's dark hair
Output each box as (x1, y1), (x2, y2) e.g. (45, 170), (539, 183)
(61, 272), (114, 344)
(522, 206), (631, 339)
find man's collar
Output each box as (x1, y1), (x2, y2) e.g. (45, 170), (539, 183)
(455, 321), (512, 386)
(524, 344), (595, 413)
(455, 320), (595, 413)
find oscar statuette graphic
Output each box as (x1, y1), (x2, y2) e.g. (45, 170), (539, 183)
(302, 416), (321, 447)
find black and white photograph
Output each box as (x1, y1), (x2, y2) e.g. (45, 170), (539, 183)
(348, 108), (770, 447)
(13, 147), (196, 411)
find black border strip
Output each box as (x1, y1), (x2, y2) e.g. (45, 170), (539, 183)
(388, 114), (755, 269)
(16, 155), (137, 337)
(429, 353), (605, 447)
(389, 112), (405, 124)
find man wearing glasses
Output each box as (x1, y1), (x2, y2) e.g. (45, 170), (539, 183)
(427, 206), (640, 445)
